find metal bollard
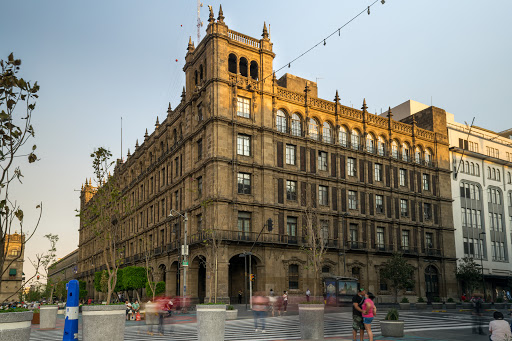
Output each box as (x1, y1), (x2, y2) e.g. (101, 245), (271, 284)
(63, 279), (79, 340)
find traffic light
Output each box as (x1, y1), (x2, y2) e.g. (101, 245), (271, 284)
(267, 218), (273, 232)
(250, 274), (255, 282)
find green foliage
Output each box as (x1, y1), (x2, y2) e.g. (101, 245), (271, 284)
(79, 280), (88, 300)
(227, 305), (234, 310)
(400, 297), (409, 303)
(496, 297), (504, 303)
(54, 281), (67, 301)
(94, 271), (106, 293)
(25, 284), (43, 302)
(447, 297), (454, 303)
(145, 281), (165, 298)
(121, 266), (147, 291)
(456, 257), (482, 296)
(417, 297), (425, 303)
(433, 296), (441, 303)
(385, 308), (399, 321)
(380, 253), (415, 304)
(0, 308), (29, 313)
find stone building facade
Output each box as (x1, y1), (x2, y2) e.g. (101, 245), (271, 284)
(77, 6), (458, 303)
(48, 249), (78, 285)
(1, 233), (25, 302)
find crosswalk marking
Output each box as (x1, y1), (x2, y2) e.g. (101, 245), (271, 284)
(29, 311), (486, 341)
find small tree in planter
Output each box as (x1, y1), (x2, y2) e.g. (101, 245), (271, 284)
(380, 253), (415, 304)
(380, 308), (404, 337)
(456, 257), (481, 297)
(399, 297), (410, 310)
(416, 297), (427, 310)
(446, 297), (456, 309)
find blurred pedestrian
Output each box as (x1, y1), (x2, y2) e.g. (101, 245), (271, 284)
(352, 288), (366, 341)
(125, 300), (132, 321)
(282, 291), (288, 313)
(252, 292), (269, 333)
(275, 294), (283, 317)
(238, 290), (243, 304)
(489, 311), (511, 340)
(362, 292), (377, 341)
(268, 292), (276, 317)
(306, 289), (311, 302)
(471, 293), (484, 335)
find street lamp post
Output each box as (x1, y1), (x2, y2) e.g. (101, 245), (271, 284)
(479, 231), (486, 301)
(170, 209), (188, 302)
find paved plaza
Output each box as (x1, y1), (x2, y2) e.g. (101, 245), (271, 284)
(29, 307), (508, 341)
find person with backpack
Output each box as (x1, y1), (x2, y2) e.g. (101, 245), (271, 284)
(352, 288), (366, 341)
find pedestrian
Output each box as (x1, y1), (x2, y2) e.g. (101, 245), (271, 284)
(282, 291), (288, 313)
(306, 288), (311, 302)
(270, 288), (274, 297)
(238, 290), (243, 304)
(362, 292), (377, 341)
(461, 293), (466, 302)
(352, 288), (366, 341)
(268, 292), (276, 317)
(275, 294), (283, 317)
(489, 311), (511, 340)
(471, 293), (484, 335)
(252, 292), (269, 333)
(125, 300), (132, 321)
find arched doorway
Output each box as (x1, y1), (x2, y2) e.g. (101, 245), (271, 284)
(228, 254), (259, 304)
(170, 261), (180, 296)
(198, 262), (206, 303)
(425, 265), (439, 303)
(159, 264), (167, 283)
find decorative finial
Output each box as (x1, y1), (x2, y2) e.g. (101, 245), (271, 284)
(217, 4), (224, 23)
(85, 178), (88, 186)
(127, 148), (131, 156)
(208, 5), (215, 23)
(334, 90), (340, 103)
(155, 116), (160, 127)
(361, 98), (368, 113)
(135, 139), (139, 148)
(89, 178), (92, 185)
(144, 128), (149, 139)
(412, 114), (417, 125)
(387, 106), (393, 118)
(187, 36), (194, 52)
(181, 86), (186, 101)
(262, 22), (269, 39)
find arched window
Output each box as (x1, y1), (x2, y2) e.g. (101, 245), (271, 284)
(309, 119), (319, 140)
(276, 110), (287, 133)
(476, 164), (480, 176)
(508, 172), (511, 184)
(366, 133), (375, 153)
(471, 162), (475, 175)
(228, 53), (237, 73)
(415, 147), (422, 164)
(288, 264), (299, 289)
(488, 167), (492, 179)
(492, 168), (496, 180)
(497, 169), (500, 181)
(199, 64), (203, 81)
(377, 136), (386, 156)
(465, 161), (469, 174)
(402, 142), (410, 161)
(291, 113), (302, 136)
(194, 70), (198, 85)
(323, 122), (332, 143)
(391, 140), (399, 159)
(351, 129), (360, 150)
(339, 126), (348, 147)
(250, 61), (258, 80)
(460, 161), (465, 173)
(425, 148), (432, 165)
(239, 57), (248, 77)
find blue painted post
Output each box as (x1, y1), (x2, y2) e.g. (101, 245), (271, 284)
(63, 279), (79, 340)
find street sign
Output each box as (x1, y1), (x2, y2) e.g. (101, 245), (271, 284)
(181, 245), (189, 255)
(183, 261), (188, 266)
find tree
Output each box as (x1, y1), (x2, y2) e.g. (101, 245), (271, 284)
(301, 203), (328, 299)
(0, 53), (42, 295)
(145, 281), (165, 298)
(121, 266), (147, 301)
(456, 257), (482, 296)
(78, 280), (88, 300)
(80, 148), (126, 304)
(38, 234), (59, 304)
(380, 252), (415, 304)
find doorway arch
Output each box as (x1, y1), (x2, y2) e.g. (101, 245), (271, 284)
(425, 265), (439, 303)
(228, 254), (260, 303)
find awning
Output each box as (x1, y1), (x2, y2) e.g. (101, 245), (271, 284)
(9, 269), (16, 276)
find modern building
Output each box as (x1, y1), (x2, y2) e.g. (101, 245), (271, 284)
(77, 7), (458, 303)
(48, 249), (79, 285)
(1, 233), (25, 302)
(389, 100), (512, 301)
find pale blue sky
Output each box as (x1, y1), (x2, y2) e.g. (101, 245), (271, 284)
(2, 0), (511, 282)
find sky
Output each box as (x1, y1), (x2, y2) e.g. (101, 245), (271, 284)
(2, 0), (511, 285)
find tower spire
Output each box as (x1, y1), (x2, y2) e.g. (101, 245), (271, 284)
(262, 22), (269, 39)
(361, 98), (368, 113)
(217, 4), (224, 23)
(208, 5), (215, 23)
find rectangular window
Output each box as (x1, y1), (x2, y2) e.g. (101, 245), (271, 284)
(320, 220), (329, 242)
(348, 157), (357, 177)
(461, 208), (467, 226)
(175, 157), (179, 177)
(492, 241), (496, 260)
(318, 151), (327, 171)
(286, 180), (297, 201)
(237, 134), (251, 156)
(401, 230), (410, 249)
(399, 168), (406, 187)
(471, 209), (477, 228)
(348, 190), (358, 210)
(174, 191), (179, 210)
(374, 163), (383, 182)
(237, 212), (251, 234)
(498, 214), (503, 232)
(376, 227), (385, 249)
(375, 195), (384, 214)
(476, 210), (482, 228)
(489, 213), (494, 230)
(287, 216), (297, 236)
(285, 144), (296, 165)
(161, 199), (165, 216)
(237, 172), (251, 194)
(197, 214), (202, 231)
(463, 237), (469, 255)
(423, 174), (430, 191)
(197, 139), (203, 160)
(400, 199), (408, 217)
(424, 203), (432, 221)
(426, 232), (434, 249)
(197, 104), (203, 121)
(237, 96), (250, 118)
(319, 185), (328, 206)
(197, 176), (203, 197)
(288, 264), (299, 290)
(350, 224), (358, 242)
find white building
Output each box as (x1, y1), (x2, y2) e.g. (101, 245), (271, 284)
(386, 100), (512, 301)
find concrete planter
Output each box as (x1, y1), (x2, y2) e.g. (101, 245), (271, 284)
(82, 305), (125, 341)
(445, 303), (456, 309)
(399, 303), (410, 310)
(380, 320), (405, 337)
(462, 302), (473, 309)
(298, 304), (324, 340)
(144, 302), (159, 325)
(196, 305), (226, 341)
(431, 302), (443, 309)
(493, 303), (505, 309)
(226, 309), (238, 320)
(0, 311), (33, 341)
(39, 305), (58, 329)
(415, 302), (427, 310)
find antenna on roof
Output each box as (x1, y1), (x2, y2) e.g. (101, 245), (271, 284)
(197, 0), (203, 43)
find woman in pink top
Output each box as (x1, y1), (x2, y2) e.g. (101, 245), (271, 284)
(362, 292), (377, 341)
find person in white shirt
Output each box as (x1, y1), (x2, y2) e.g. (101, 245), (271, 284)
(489, 311), (511, 341)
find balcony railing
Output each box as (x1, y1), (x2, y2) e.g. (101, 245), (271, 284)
(374, 244), (394, 252)
(399, 246), (419, 255)
(346, 241), (367, 251)
(425, 248), (442, 257)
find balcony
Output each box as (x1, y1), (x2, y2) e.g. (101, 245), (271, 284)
(425, 248), (442, 257)
(346, 241), (367, 251)
(374, 244), (394, 253)
(399, 246), (419, 255)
